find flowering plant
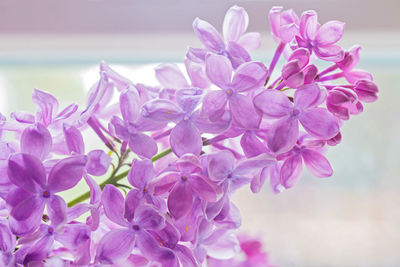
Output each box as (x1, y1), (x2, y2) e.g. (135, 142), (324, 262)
(0, 5), (378, 267)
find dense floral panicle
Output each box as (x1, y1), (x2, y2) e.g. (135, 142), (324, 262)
(192, 5), (260, 69)
(0, 4), (379, 266)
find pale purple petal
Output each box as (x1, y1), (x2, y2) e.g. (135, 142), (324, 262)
(128, 133), (158, 159)
(128, 159), (153, 189)
(170, 120), (202, 157)
(223, 5), (249, 42)
(299, 108), (340, 139)
(47, 155), (87, 193)
(10, 111), (35, 124)
(238, 32), (261, 51)
(0, 220), (15, 253)
(168, 182), (193, 219)
(205, 54), (232, 89)
(315, 21), (345, 46)
(96, 229), (136, 264)
(56, 224), (90, 249)
(175, 88), (203, 114)
(345, 69), (373, 84)
(302, 149), (333, 178)
(176, 244), (199, 267)
(176, 154), (203, 174)
(155, 64), (189, 88)
(232, 62), (267, 92)
(32, 89), (59, 126)
(207, 150), (235, 181)
(240, 131), (265, 157)
(234, 154), (275, 176)
(229, 94), (261, 129)
(136, 231), (178, 266)
(193, 18), (225, 52)
(134, 205), (165, 231)
(189, 175), (218, 202)
(63, 124), (84, 154)
(47, 196), (67, 229)
(184, 59), (210, 88)
(294, 83), (327, 109)
(124, 189), (143, 223)
(288, 48), (310, 68)
(280, 154), (303, 189)
(8, 153), (46, 193)
(314, 44), (344, 62)
(141, 99), (183, 122)
(21, 123), (52, 160)
(201, 90), (228, 122)
(227, 41), (251, 68)
(354, 79), (379, 103)
(300, 10), (318, 40)
(203, 230), (240, 260)
(9, 196), (45, 236)
(120, 89), (141, 123)
(86, 150), (112, 176)
(109, 116), (130, 141)
(253, 90), (292, 118)
(267, 116), (299, 153)
(101, 185), (128, 226)
(23, 234), (54, 264)
(191, 110), (231, 134)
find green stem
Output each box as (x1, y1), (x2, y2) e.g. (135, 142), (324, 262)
(67, 147), (173, 207)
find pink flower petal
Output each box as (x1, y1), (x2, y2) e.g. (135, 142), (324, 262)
(168, 182), (193, 219)
(170, 120), (202, 157)
(302, 149), (333, 178)
(299, 108), (340, 139)
(253, 90), (292, 118)
(223, 5), (249, 42)
(21, 123), (52, 161)
(193, 18), (225, 52)
(315, 20), (345, 46)
(8, 153), (46, 193)
(155, 64), (189, 88)
(229, 94), (261, 129)
(205, 54), (232, 89)
(267, 116), (299, 154)
(280, 154), (303, 188)
(47, 155), (87, 193)
(201, 90), (228, 122)
(96, 229), (136, 264)
(101, 185), (128, 227)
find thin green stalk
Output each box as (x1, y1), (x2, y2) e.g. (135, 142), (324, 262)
(67, 147), (173, 207)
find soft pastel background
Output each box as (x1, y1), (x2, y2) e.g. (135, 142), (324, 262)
(0, 1), (399, 266)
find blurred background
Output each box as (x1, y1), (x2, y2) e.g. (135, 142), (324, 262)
(0, 0), (399, 266)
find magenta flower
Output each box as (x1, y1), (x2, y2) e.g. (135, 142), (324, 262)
(6, 153), (87, 235)
(269, 6), (299, 43)
(295, 10), (345, 62)
(193, 5), (260, 68)
(326, 87), (363, 120)
(110, 88), (165, 158)
(353, 79), (379, 103)
(96, 185), (176, 265)
(150, 221), (199, 267)
(202, 54), (267, 128)
(281, 48), (318, 88)
(278, 135), (333, 188)
(142, 88), (231, 156)
(207, 150), (274, 193)
(125, 159), (166, 215)
(254, 83), (340, 153)
(154, 154), (219, 219)
(63, 123), (111, 176)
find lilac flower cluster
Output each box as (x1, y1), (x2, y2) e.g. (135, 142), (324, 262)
(0, 5), (378, 266)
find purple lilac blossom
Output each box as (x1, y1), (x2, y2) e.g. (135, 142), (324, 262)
(0, 5), (379, 266)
